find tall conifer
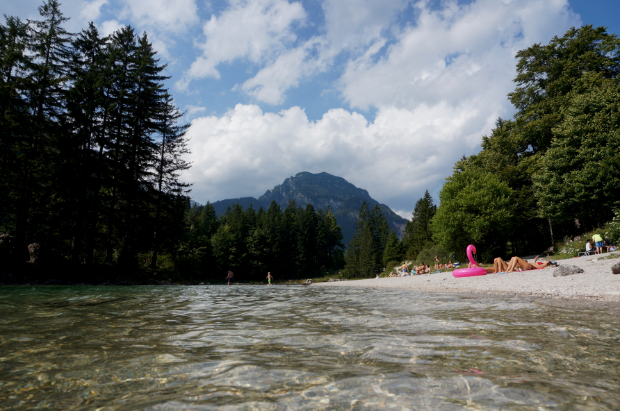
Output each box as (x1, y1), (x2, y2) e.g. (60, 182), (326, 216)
(16, 0), (72, 249)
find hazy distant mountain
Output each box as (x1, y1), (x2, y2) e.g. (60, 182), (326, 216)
(207, 172), (407, 246)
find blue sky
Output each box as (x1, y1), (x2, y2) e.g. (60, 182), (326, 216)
(5, 0), (619, 218)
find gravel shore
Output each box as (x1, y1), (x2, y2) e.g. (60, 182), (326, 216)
(316, 252), (620, 301)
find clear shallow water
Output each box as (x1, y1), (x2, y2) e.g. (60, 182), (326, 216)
(0, 286), (619, 410)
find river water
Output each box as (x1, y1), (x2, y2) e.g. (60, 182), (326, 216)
(0, 285), (619, 410)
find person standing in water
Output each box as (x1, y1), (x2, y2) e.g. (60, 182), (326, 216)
(226, 270), (234, 285)
(266, 272), (273, 285)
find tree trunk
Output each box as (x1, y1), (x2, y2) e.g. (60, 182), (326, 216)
(548, 218), (554, 250)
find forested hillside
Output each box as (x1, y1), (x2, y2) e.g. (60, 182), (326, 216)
(182, 200), (344, 280)
(209, 172), (407, 245)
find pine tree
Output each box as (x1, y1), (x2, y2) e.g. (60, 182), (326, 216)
(383, 231), (403, 267)
(258, 201), (280, 275)
(344, 202), (375, 277)
(403, 190), (436, 259)
(297, 204), (318, 273)
(103, 26), (138, 262)
(119, 31), (168, 266)
(197, 202), (219, 238)
(62, 22), (108, 262)
(370, 204), (390, 269)
(0, 16), (30, 246)
(323, 206), (344, 268)
(150, 93), (191, 267)
(15, 0), (72, 250)
(279, 200), (298, 275)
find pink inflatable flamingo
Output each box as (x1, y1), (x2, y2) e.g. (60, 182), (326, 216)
(452, 245), (487, 278)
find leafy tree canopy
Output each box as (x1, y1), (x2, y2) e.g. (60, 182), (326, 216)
(402, 190), (436, 260)
(432, 168), (516, 263)
(534, 73), (620, 221)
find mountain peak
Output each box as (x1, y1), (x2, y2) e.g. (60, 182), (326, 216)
(209, 171), (406, 245)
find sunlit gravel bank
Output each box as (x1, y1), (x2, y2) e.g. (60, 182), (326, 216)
(317, 253), (620, 300)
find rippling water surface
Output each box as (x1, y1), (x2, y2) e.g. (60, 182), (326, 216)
(1, 285), (620, 410)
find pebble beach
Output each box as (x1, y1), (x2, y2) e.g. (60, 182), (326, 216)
(317, 252), (620, 301)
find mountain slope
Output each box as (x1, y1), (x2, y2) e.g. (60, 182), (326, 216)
(209, 172), (407, 245)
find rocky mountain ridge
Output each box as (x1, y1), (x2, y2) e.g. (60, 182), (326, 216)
(207, 172), (407, 245)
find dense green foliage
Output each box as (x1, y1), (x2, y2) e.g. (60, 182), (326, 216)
(414, 244), (450, 268)
(429, 25), (620, 262)
(382, 231), (403, 268)
(432, 169), (516, 262)
(534, 73), (620, 220)
(182, 201), (344, 280)
(0, 1), (192, 269)
(343, 202), (391, 278)
(402, 190), (436, 260)
(604, 210), (620, 243)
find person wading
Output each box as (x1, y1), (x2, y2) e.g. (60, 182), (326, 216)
(226, 270), (234, 285)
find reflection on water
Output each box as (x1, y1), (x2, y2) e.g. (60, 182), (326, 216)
(0, 285), (619, 410)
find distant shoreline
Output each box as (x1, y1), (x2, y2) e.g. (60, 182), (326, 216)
(316, 253), (620, 301)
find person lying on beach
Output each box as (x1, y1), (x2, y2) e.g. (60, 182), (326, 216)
(493, 256), (553, 273)
(446, 261), (454, 269)
(604, 240), (617, 253)
(388, 271), (396, 277)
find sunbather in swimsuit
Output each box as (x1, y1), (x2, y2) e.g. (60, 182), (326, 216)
(493, 256), (552, 273)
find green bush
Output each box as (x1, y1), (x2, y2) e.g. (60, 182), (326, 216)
(558, 236), (583, 257)
(415, 244), (450, 266)
(384, 260), (401, 276)
(605, 210), (620, 243)
(156, 254), (175, 270)
(174, 256), (201, 278)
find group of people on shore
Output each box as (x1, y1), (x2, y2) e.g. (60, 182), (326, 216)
(434, 256), (454, 270)
(586, 234), (617, 255)
(386, 254), (557, 277)
(387, 259), (455, 277)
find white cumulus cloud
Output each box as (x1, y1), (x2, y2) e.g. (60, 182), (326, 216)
(120, 0), (199, 32)
(219, 0), (412, 104)
(178, 0), (306, 89)
(182, 0), (581, 214)
(339, 0), (579, 110)
(321, 0), (409, 51)
(100, 20), (125, 37)
(240, 37), (332, 104)
(81, 0), (108, 22)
